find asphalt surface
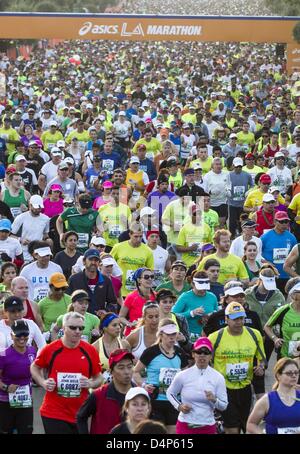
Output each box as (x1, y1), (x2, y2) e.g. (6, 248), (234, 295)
(32, 352), (277, 434)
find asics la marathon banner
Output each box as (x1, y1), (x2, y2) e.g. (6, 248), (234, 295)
(0, 13), (299, 73)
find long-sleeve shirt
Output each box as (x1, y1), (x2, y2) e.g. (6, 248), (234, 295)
(166, 365), (228, 426)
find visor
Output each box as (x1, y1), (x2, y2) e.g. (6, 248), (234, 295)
(34, 247), (52, 257)
(159, 324), (179, 335)
(260, 274), (276, 291)
(224, 287), (245, 296)
(193, 278), (210, 291)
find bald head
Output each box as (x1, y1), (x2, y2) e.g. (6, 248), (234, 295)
(11, 277), (29, 301)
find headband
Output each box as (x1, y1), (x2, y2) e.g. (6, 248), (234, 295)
(100, 313), (119, 329)
(288, 282), (300, 295)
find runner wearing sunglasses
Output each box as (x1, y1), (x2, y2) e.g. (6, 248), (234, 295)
(30, 311), (102, 434)
(166, 337), (227, 434)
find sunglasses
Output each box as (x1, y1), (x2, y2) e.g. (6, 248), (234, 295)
(277, 220), (289, 224)
(53, 287), (67, 292)
(194, 349), (211, 355)
(143, 274), (155, 280)
(282, 371), (299, 377)
(67, 325), (85, 331)
(14, 332), (29, 338)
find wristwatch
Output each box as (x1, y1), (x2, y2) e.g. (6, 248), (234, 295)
(271, 335), (276, 340)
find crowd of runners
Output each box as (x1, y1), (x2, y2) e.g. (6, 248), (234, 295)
(0, 0), (300, 436)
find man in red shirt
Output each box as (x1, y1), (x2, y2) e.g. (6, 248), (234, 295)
(30, 311), (102, 434)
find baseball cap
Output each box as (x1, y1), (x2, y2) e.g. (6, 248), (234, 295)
(274, 211), (290, 221)
(156, 289), (177, 301)
(125, 387), (150, 402)
(0, 219), (12, 231)
(118, 111), (126, 116)
(109, 348), (135, 369)
(4, 296), (23, 312)
(140, 207), (155, 217)
(130, 156), (140, 164)
(182, 123), (190, 129)
(224, 285), (245, 296)
(274, 151), (285, 159)
(269, 186), (280, 194)
(259, 273), (276, 290)
(102, 257), (115, 267)
(30, 194), (44, 208)
(50, 147), (62, 156)
(245, 153), (255, 159)
(184, 168), (195, 176)
(71, 291), (90, 303)
(91, 236), (106, 246)
(50, 184), (63, 192)
(102, 181), (113, 189)
(192, 337), (213, 352)
(34, 246), (52, 257)
(229, 133), (237, 139)
(232, 157), (244, 167)
(84, 249), (100, 260)
(64, 157), (74, 165)
(225, 302), (246, 319)
(259, 174), (271, 184)
(15, 155), (27, 162)
(50, 121), (57, 127)
(28, 140), (39, 147)
(193, 163), (202, 170)
(241, 219), (257, 228)
(57, 140), (65, 148)
(262, 193), (275, 203)
(58, 161), (69, 170)
(11, 319), (30, 337)
(158, 323), (179, 334)
(49, 272), (68, 288)
(171, 260), (187, 270)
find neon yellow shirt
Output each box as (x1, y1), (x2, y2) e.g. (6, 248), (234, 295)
(162, 199), (191, 244)
(132, 137), (162, 157)
(289, 193), (300, 225)
(236, 131), (255, 146)
(41, 131), (64, 151)
(98, 202), (132, 247)
(66, 130), (90, 144)
(197, 253), (248, 284)
(111, 241), (154, 297)
(0, 127), (20, 154)
(209, 327), (265, 389)
(190, 157), (213, 175)
(181, 113), (197, 125)
(244, 188), (285, 209)
(177, 222), (212, 267)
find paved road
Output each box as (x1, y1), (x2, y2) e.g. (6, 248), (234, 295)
(32, 352), (277, 434)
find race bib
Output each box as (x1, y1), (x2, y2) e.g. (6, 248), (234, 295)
(77, 233), (89, 249)
(180, 149), (191, 160)
(109, 225), (121, 239)
(9, 385), (32, 408)
(33, 286), (49, 302)
(226, 362), (249, 382)
(10, 207), (22, 218)
(273, 248), (289, 264)
(47, 143), (55, 150)
(159, 368), (179, 394)
(277, 427), (300, 434)
(288, 340), (300, 357)
(57, 373), (81, 398)
(81, 334), (89, 342)
(102, 370), (112, 384)
(102, 159), (114, 172)
(125, 270), (136, 291)
(145, 152), (154, 161)
(188, 242), (201, 257)
(233, 186), (245, 201)
(153, 270), (163, 287)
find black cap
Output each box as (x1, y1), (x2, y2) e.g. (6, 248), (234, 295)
(4, 296), (23, 312)
(241, 220), (257, 228)
(11, 319), (30, 337)
(156, 289), (177, 301)
(171, 260), (187, 270)
(71, 292), (90, 303)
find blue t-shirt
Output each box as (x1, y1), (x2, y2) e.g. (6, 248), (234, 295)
(261, 229), (297, 278)
(99, 151), (122, 173)
(172, 290), (218, 337)
(85, 167), (102, 198)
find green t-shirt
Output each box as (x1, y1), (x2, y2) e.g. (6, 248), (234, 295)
(266, 303), (300, 358)
(56, 312), (100, 343)
(38, 294), (71, 332)
(203, 209), (219, 233)
(156, 280), (191, 298)
(60, 207), (99, 252)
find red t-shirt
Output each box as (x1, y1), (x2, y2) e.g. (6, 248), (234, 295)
(123, 289), (156, 336)
(34, 339), (101, 423)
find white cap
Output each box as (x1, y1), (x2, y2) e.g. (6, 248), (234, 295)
(130, 156), (140, 164)
(30, 195), (44, 208)
(34, 246), (52, 257)
(182, 123), (190, 129)
(233, 157), (244, 167)
(118, 111), (126, 116)
(274, 151), (285, 159)
(229, 133), (237, 139)
(102, 257), (115, 267)
(193, 277), (210, 291)
(224, 286), (245, 296)
(64, 157), (74, 165)
(57, 140), (65, 148)
(86, 103), (93, 109)
(98, 115), (105, 121)
(15, 155), (27, 162)
(262, 193), (275, 203)
(91, 236), (106, 246)
(140, 207), (155, 218)
(50, 121), (57, 127)
(269, 186), (280, 194)
(125, 387), (150, 402)
(50, 147), (62, 155)
(259, 274), (276, 291)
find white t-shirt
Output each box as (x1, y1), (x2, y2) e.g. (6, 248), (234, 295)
(267, 166), (293, 194)
(0, 237), (23, 259)
(113, 120), (131, 139)
(20, 261), (63, 302)
(152, 245), (169, 287)
(0, 318), (46, 353)
(287, 144), (300, 160)
(11, 212), (50, 262)
(72, 255), (122, 277)
(203, 171), (230, 207)
(40, 161), (59, 183)
(229, 235), (262, 259)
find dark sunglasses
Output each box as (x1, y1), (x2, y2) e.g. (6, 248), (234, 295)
(143, 274), (155, 280)
(67, 325), (85, 331)
(194, 348), (211, 355)
(53, 287), (67, 292)
(14, 332), (29, 338)
(277, 220), (289, 224)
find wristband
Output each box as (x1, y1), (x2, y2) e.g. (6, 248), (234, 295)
(190, 310), (195, 318)
(271, 334), (276, 340)
(1, 384), (8, 392)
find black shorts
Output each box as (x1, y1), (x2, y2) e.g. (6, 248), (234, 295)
(42, 416), (78, 435)
(0, 401), (33, 434)
(151, 400), (178, 426)
(252, 373), (265, 395)
(221, 385), (252, 432)
(212, 204), (228, 219)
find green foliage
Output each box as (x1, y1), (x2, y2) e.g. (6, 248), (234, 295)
(35, 2), (59, 12)
(1, 0), (117, 13)
(293, 22), (300, 44)
(265, 0), (300, 16)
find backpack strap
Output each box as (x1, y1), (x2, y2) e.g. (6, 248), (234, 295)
(245, 326), (267, 366)
(211, 328), (225, 364)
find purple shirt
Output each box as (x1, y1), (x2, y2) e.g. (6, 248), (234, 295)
(0, 346), (36, 402)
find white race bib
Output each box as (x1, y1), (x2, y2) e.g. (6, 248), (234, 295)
(33, 286), (49, 302)
(226, 362), (249, 382)
(77, 232), (89, 249)
(10, 207), (22, 218)
(125, 270), (135, 291)
(57, 373), (81, 398)
(288, 340), (300, 357)
(102, 370), (112, 384)
(273, 248), (289, 264)
(159, 368), (179, 394)
(145, 152), (154, 161)
(109, 225), (121, 239)
(9, 385), (32, 408)
(233, 186), (245, 201)
(102, 159), (114, 172)
(277, 427), (300, 434)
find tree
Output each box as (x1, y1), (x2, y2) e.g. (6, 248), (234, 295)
(293, 22), (300, 44)
(35, 2), (59, 12)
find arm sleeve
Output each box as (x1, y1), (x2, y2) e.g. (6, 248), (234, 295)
(11, 215), (23, 235)
(76, 392), (97, 434)
(266, 305), (287, 327)
(166, 373), (183, 411)
(214, 375), (228, 412)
